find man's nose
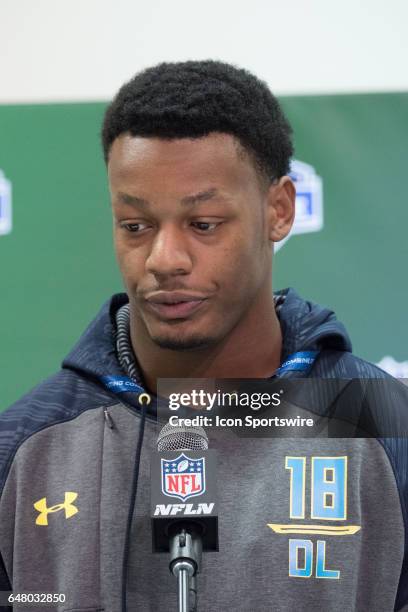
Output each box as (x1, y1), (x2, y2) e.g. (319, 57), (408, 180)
(145, 226), (193, 277)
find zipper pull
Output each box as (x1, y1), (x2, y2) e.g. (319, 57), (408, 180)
(104, 408), (115, 429)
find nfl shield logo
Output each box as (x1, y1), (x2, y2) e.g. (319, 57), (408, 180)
(161, 453), (205, 502)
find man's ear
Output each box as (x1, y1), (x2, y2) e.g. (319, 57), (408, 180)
(266, 176), (296, 242)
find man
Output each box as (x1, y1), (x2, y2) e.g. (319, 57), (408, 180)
(1, 60), (408, 612)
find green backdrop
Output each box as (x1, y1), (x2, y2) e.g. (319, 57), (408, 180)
(1, 93), (407, 410)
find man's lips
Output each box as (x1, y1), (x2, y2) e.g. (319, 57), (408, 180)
(144, 292), (209, 320)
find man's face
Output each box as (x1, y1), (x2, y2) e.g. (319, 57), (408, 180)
(108, 132), (273, 350)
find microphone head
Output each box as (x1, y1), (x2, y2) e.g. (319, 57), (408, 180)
(157, 422), (209, 452)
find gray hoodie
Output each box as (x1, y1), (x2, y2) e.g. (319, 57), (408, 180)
(1, 289), (408, 611)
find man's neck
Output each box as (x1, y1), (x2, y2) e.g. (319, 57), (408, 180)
(129, 290), (282, 395)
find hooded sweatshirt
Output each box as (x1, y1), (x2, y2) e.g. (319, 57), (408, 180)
(0, 288), (408, 612)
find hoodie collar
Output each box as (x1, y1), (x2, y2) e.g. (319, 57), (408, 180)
(276, 288), (352, 361)
(62, 293), (129, 382)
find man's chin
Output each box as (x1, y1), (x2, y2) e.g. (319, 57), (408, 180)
(150, 333), (216, 351)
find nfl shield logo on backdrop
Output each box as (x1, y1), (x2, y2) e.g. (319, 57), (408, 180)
(161, 453), (205, 502)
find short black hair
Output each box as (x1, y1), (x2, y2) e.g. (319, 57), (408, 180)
(101, 60), (294, 181)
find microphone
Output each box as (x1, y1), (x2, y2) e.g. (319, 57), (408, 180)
(151, 422), (218, 612)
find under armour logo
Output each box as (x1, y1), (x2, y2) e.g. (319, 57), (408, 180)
(34, 492), (79, 526)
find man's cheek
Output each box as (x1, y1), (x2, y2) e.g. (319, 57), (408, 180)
(120, 251), (144, 277)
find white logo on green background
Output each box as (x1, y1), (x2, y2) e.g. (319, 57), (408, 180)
(376, 356), (408, 379)
(0, 170), (12, 236)
(276, 160), (323, 252)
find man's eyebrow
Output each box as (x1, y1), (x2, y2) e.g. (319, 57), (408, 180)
(180, 188), (219, 206)
(117, 193), (149, 208)
(117, 188), (221, 208)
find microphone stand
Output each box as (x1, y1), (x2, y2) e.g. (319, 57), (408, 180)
(169, 526), (202, 612)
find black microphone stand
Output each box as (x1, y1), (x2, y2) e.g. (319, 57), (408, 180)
(169, 525), (202, 612)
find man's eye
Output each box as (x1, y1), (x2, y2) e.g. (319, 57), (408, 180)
(191, 221), (220, 232)
(121, 222), (149, 233)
